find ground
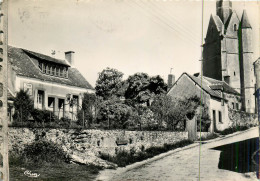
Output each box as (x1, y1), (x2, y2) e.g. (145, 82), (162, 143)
(96, 127), (259, 181)
(10, 162), (101, 181)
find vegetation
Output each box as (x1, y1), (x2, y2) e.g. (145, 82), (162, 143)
(13, 90), (34, 123)
(95, 67), (124, 100)
(9, 140), (102, 181)
(100, 139), (193, 167)
(216, 125), (250, 136)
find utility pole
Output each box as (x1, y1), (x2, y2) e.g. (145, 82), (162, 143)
(0, 0), (9, 180)
(255, 58), (260, 179)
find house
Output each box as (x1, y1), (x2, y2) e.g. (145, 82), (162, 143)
(7, 46), (94, 122)
(202, 0), (256, 113)
(167, 72), (241, 132)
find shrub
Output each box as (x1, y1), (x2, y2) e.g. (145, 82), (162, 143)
(13, 90), (34, 123)
(216, 125), (249, 135)
(30, 109), (58, 123)
(23, 140), (70, 164)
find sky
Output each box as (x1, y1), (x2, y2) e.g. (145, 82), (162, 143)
(8, 0), (259, 87)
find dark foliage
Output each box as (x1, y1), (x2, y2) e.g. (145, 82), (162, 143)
(216, 125), (249, 135)
(30, 109), (58, 123)
(13, 90), (34, 123)
(23, 140), (70, 164)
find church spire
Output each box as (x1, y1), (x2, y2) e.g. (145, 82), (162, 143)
(241, 10), (252, 28)
(216, 0), (232, 25)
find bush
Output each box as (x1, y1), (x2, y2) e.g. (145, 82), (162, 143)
(13, 90), (34, 123)
(216, 125), (249, 135)
(30, 109), (58, 123)
(23, 140), (70, 164)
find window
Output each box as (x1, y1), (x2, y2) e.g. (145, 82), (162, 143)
(236, 103), (239, 110)
(54, 66), (57, 76)
(234, 71), (236, 76)
(38, 62), (42, 70)
(73, 95), (79, 107)
(218, 111), (222, 123)
(46, 65), (50, 74)
(232, 102), (235, 109)
(60, 68), (64, 77)
(58, 99), (65, 118)
(234, 24), (237, 31)
(43, 64), (46, 73)
(48, 97), (55, 108)
(37, 90), (44, 109)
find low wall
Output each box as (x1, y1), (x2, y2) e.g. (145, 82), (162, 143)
(8, 128), (191, 167)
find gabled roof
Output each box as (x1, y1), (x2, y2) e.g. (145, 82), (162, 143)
(8, 46), (94, 90)
(240, 10), (252, 28)
(168, 72), (239, 100)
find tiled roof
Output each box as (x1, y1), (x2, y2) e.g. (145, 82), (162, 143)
(23, 49), (71, 66)
(169, 73), (239, 100)
(8, 46), (94, 90)
(203, 76), (239, 95)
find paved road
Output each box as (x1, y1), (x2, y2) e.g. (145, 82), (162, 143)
(96, 127), (259, 181)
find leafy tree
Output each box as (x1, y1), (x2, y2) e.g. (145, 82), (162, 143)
(151, 95), (210, 131)
(77, 93), (96, 127)
(13, 90), (34, 123)
(150, 94), (174, 130)
(149, 75), (167, 95)
(95, 67), (124, 100)
(125, 73), (167, 105)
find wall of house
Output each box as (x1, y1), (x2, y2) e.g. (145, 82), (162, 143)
(208, 98), (230, 132)
(15, 76), (93, 120)
(167, 74), (211, 106)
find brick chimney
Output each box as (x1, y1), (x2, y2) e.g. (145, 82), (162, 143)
(65, 51), (75, 66)
(167, 74), (175, 90)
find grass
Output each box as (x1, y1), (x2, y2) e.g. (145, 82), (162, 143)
(9, 160), (102, 181)
(100, 139), (193, 167)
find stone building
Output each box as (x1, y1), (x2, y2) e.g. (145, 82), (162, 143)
(167, 73), (241, 132)
(202, 0), (255, 113)
(7, 46), (94, 122)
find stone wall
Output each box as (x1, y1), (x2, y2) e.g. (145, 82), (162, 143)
(228, 108), (258, 127)
(8, 128), (190, 168)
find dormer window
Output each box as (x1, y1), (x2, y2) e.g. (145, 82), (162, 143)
(46, 65), (50, 74)
(40, 62), (68, 78)
(234, 24), (237, 31)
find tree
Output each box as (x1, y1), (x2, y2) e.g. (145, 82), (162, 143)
(78, 93), (96, 127)
(125, 73), (167, 105)
(13, 90), (34, 123)
(150, 94), (174, 130)
(151, 95), (210, 131)
(95, 67), (124, 100)
(97, 97), (132, 129)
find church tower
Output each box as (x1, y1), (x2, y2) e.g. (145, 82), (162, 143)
(239, 10), (255, 113)
(216, 0), (232, 25)
(202, 0), (255, 113)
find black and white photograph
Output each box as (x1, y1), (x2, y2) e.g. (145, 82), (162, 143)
(0, 0), (259, 180)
